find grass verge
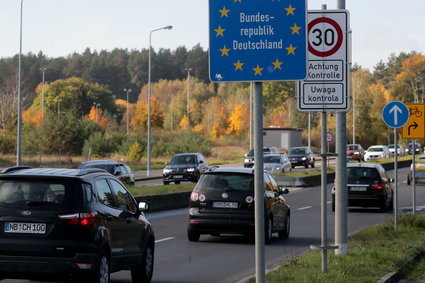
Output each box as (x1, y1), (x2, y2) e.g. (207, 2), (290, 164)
(255, 213), (425, 283)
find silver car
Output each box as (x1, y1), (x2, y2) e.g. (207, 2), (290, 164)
(263, 154), (292, 174)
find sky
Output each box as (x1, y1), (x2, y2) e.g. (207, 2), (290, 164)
(1, 0), (424, 71)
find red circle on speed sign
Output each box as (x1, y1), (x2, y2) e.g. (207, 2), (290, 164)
(308, 17), (343, 57)
(326, 132), (334, 143)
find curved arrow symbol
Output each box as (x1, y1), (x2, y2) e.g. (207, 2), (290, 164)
(408, 122), (419, 135)
(389, 105), (402, 125)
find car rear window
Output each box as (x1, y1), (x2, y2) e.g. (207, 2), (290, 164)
(347, 168), (379, 180)
(195, 173), (253, 192)
(264, 155), (281, 163)
(0, 179), (77, 207)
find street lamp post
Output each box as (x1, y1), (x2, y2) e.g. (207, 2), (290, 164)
(40, 67), (47, 121)
(57, 98), (62, 117)
(185, 67), (192, 121)
(147, 25), (173, 177)
(93, 102), (100, 123)
(17, 0), (24, 166)
(124, 88), (132, 135)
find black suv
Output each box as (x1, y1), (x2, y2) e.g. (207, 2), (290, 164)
(78, 160), (136, 185)
(0, 166), (154, 282)
(243, 146), (280, 168)
(162, 153), (208, 185)
(187, 167), (290, 244)
(287, 146), (315, 168)
(331, 163), (394, 212)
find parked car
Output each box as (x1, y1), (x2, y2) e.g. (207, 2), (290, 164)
(331, 163), (394, 211)
(0, 166), (155, 282)
(407, 155), (425, 185)
(187, 167), (290, 244)
(263, 153), (292, 174)
(406, 142), (422, 155)
(387, 144), (405, 157)
(243, 146), (280, 168)
(77, 160), (136, 185)
(162, 153), (208, 185)
(346, 144), (365, 162)
(287, 146), (315, 168)
(364, 145), (390, 161)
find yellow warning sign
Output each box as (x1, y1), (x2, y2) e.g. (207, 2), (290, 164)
(401, 104), (425, 139)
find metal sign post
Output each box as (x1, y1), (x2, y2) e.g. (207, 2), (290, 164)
(382, 101), (409, 230)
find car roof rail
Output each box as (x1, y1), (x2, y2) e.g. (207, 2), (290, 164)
(1, 166), (32, 174)
(77, 168), (109, 176)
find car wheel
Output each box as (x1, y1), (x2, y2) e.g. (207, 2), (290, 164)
(195, 173), (201, 182)
(291, 165), (295, 169)
(311, 161), (315, 168)
(89, 253), (110, 283)
(407, 177), (411, 185)
(265, 216), (273, 244)
(187, 229), (200, 242)
(379, 197), (388, 212)
(175, 181), (181, 185)
(278, 214), (290, 239)
(163, 180), (170, 185)
(304, 163), (309, 168)
(331, 195), (335, 212)
(131, 243), (154, 283)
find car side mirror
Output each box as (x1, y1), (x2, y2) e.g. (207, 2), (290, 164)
(114, 171), (122, 176)
(388, 178), (394, 183)
(138, 201), (150, 212)
(278, 186), (289, 194)
(199, 160), (204, 164)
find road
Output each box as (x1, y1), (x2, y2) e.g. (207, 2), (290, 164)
(5, 166), (420, 283)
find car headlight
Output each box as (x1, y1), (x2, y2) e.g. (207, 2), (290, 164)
(302, 157), (307, 160)
(163, 168), (172, 173)
(244, 158), (250, 163)
(354, 151), (359, 155)
(187, 168), (195, 172)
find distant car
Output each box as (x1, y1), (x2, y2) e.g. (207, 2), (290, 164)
(406, 142), (422, 155)
(287, 147), (315, 168)
(407, 155), (425, 185)
(162, 153), (208, 185)
(263, 153), (292, 174)
(77, 160), (136, 185)
(364, 145), (390, 161)
(0, 166), (154, 282)
(187, 167), (290, 244)
(346, 144), (365, 162)
(331, 163), (394, 211)
(243, 146), (280, 168)
(388, 144), (405, 157)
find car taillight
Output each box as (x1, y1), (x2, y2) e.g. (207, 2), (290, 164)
(190, 192), (206, 202)
(370, 181), (384, 190)
(58, 212), (96, 226)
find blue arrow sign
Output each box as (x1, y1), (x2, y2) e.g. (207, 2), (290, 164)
(209, 0), (307, 82)
(382, 101), (409, 128)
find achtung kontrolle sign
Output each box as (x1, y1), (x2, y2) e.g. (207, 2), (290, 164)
(209, 0), (307, 82)
(297, 10), (350, 112)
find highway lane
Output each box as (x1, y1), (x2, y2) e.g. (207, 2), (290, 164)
(6, 167), (423, 283)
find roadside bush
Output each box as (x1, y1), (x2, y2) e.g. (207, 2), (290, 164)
(127, 141), (143, 162)
(151, 132), (212, 157)
(82, 132), (115, 158)
(0, 130), (16, 154)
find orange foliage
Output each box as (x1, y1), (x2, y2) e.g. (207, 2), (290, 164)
(209, 97), (228, 139)
(226, 103), (248, 136)
(179, 115), (189, 130)
(131, 96), (164, 130)
(88, 105), (108, 128)
(23, 108), (43, 127)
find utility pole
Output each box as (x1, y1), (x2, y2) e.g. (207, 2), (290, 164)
(185, 67), (192, 122)
(40, 68), (47, 121)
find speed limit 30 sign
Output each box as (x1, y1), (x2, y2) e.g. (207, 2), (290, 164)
(297, 10), (350, 112)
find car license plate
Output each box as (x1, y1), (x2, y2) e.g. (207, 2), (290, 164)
(212, 202), (238, 208)
(173, 175), (183, 179)
(4, 222), (46, 234)
(349, 186), (367, 192)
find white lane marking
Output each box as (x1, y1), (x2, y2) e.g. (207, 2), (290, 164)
(155, 237), (175, 244)
(298, 206), (312, 211)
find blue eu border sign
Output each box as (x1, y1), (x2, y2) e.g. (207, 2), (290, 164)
(209, 0), (307, 82)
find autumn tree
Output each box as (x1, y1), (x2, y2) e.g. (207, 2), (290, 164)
(131, 96), (164, 131)
(226, 103), (249, 136)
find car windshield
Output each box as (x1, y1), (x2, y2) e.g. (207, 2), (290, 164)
(195, 173), (253, 192)
(264, 156), (281, 163)
(369, 147), (383, 152)
(347, 168), (379, 180)
(170, 155), (196, 165)
(264, 155), (280, 163)
(347, 145), (359, 150)
(387, 145), (395, 149)
(84, 164), (115, 174)
(0, 180), (67, 205)
(289, 148), (306, 155)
